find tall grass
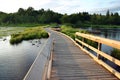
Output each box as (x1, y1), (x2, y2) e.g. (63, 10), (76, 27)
(111, 49), (120, 60)
(91, 25), (120, 28)
(10, 27), (48, 44)
(60, 25), (98, 48)
(61, 25), (79, 39)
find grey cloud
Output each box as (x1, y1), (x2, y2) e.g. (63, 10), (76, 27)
(89, 5), (120, 14)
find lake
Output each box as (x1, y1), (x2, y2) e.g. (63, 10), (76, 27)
(0, 36), (46, 80)
(87, 28), (120, 72)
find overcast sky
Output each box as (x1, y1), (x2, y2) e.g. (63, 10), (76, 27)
(0, 0), (120, 14)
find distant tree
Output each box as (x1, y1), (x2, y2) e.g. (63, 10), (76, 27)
(113, 12), (120, 25)
(18, 8), (25, 15)
(0, 7), (120, 26)
(60, 14), (69, 23)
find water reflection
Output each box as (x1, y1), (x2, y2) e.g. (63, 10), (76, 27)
(92, 28), (120, 72)
(0, 36), (46, 80)
(95, 28), (120, 41)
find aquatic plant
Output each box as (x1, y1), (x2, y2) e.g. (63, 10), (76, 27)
(111, 49), (120, 60)
(10, 27), (48, 44)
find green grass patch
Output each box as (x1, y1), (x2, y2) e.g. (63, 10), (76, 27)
(0, 23), (47, 27)
(10, 27), (49, 44)
(60, 25), (98, 48)
(61, 25), (79, 39)
(90, 25), (120, 28)
(111, 49), (120, 60)
(61, 25), (88, 39)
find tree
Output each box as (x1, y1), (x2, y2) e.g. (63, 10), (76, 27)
(18, 8), (25, 15)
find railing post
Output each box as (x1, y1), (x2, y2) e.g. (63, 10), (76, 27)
(82, 38), (84, 48)
(97, 43), (101, 59)
(75, 33), (77, 41)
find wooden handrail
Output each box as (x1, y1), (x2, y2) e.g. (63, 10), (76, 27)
(75, 38), (120, 66)
(75, 32), (120, 79)
(76, 32), (120, 50)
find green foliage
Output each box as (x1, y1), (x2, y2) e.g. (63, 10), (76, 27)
(111, 49), (120, 60)
(1, 8), (120, 27)
(10, 27), (49, 44)
(61, 25), (89, 39)
(84, 39), (98, 48)
(91, 25), (120, 28)
(0, 7), (62, 26)
(61, 25), (98, 48)
(61, 25), (79, 39)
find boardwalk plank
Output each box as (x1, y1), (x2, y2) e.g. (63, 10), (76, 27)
(49, 30), (118, 80)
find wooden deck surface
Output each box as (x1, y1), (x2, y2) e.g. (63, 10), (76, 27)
(50, 30), (118, 80)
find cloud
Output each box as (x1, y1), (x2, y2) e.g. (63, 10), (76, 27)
(0, 0), (120, 14)
(0, 0), (51, 12)
(89, 5), (120, 14)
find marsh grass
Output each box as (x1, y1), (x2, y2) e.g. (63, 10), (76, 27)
(61, 25), (79, 39)
(91, 25), (120, 28)
(61, 25), (98, 48)
(0, 27), (28, 38)
(111, 49), (120, 60)
(10, 27), (48, 44)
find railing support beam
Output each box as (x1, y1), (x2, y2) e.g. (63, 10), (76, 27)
(97, 43), (101, 59)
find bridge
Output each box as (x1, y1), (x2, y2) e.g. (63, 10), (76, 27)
(23, 28), (120, 80)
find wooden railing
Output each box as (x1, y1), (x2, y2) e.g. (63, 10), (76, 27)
(75, 32), (120, 79)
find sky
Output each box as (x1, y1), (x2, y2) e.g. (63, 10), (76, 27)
(0, 0), (120, 14)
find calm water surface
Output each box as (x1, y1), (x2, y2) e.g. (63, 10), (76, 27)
(0, 36), (46, 80)
(90, 28), (120, 72)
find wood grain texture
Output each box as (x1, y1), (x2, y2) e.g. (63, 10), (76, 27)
(49, 31), (118, 80)
(75, 32), (120, 50)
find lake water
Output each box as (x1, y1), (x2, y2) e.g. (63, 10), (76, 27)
(87, 28), (120, 72)
(92, 28), (120, 54)
(0, 36), (46, 80)
(93, 28), (120, 40)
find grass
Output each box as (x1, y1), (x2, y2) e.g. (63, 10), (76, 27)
(10, 27), (49, 44)
(61, 25), (78, 39)
(90, 25), (120, 28)
(111, 49), (120, 60)
(60, 25), (87, 39)
(60, 25), (98, 48)
(0, 23), (46, 27)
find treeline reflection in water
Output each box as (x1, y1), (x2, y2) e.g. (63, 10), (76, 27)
(0, 36), (46, 80)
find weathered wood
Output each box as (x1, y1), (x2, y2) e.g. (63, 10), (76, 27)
(75, 32), (120, 79)
(75, 38), (120, 66)
(49, 30), (118, 80)
(23, 36), (53, 80)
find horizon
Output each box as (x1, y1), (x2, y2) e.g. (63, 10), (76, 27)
(0, 0), (120, 15)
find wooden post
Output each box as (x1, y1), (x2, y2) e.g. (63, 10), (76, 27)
(97, 43), (101, 59)
(82, 37), (84, 48)
(75, 34), (77, 42)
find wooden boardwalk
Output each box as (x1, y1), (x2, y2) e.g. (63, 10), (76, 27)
(50, 30), (118, 80)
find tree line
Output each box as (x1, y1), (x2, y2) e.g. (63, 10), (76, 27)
(0, 7), (120, 27)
